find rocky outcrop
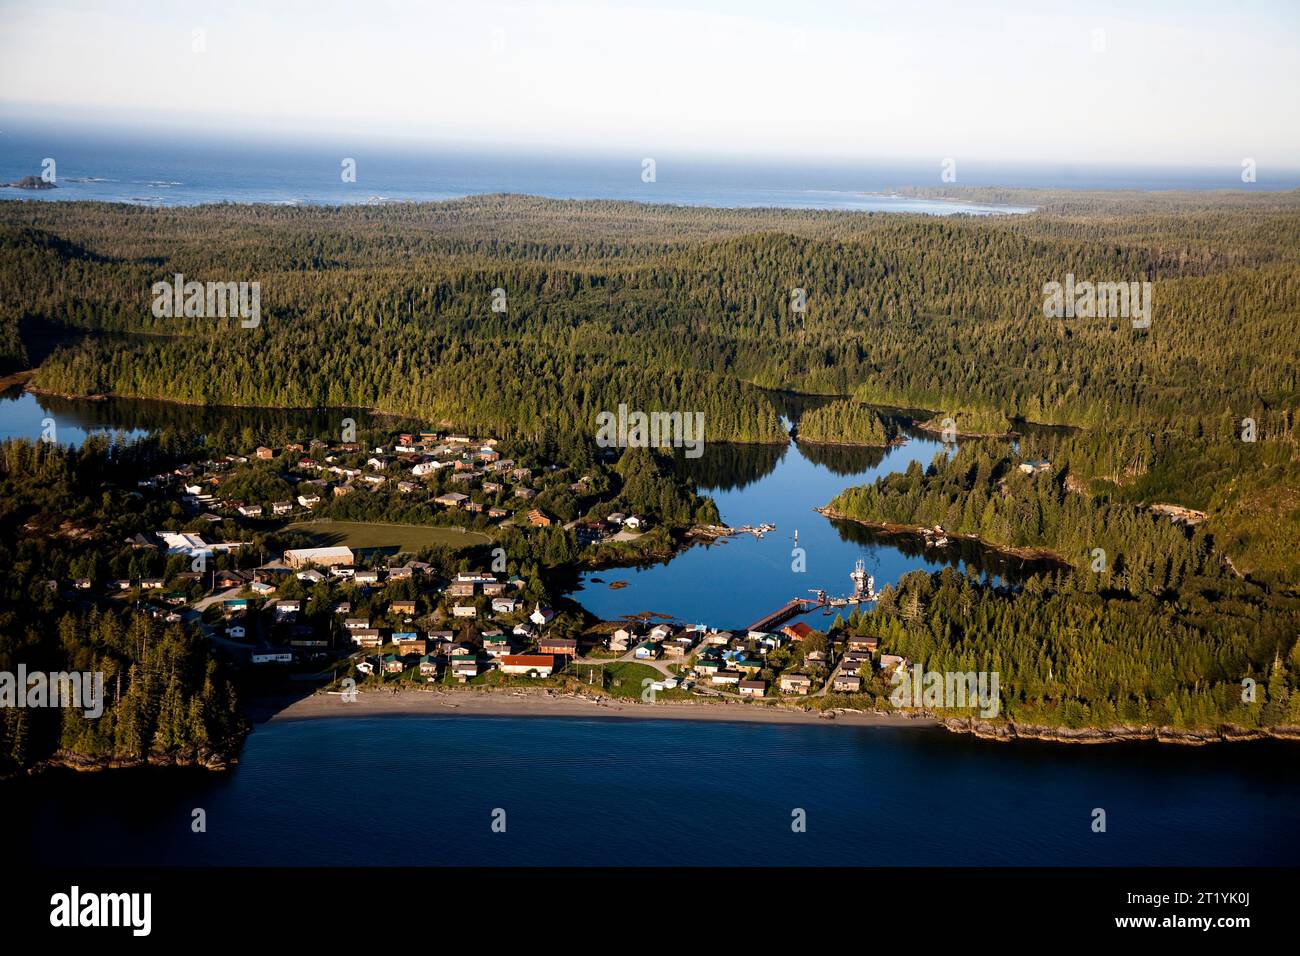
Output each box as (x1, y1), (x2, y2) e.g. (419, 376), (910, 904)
(939, 716), (1300, 745)
(25, 746), (235, 776)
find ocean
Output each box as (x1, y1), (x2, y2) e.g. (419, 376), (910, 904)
(3, 122), (1295, 213)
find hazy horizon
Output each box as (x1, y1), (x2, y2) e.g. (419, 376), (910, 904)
(2, 0), (1298, 170)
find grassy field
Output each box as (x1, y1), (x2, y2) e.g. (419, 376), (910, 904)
(284, 520), (491, 551)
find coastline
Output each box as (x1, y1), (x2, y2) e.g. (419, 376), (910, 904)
(258, 689), (1300, 747)
(260, 687), (941, 730)
(815, 506), (1070, 564)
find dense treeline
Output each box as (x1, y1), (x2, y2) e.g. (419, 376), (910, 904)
(829, 446), (1220, 593)
(795, 399), (897, 445)
(3, 192), (1298, 435)
(846, 568), (1300, 730)
(0, 439), (247, 774)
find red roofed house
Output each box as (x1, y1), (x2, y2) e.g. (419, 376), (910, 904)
(501, 655), (556, 678)
(781, 622), (815, 642)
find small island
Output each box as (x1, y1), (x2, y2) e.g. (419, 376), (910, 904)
(1, 175), (57, 190)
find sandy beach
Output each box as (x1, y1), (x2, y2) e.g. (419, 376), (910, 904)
(264, 688), (941, 730)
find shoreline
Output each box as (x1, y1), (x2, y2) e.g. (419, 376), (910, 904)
(260, 687), (941, 730)
(815, 507), (1070, 564)
(257, 690), (1300, 747)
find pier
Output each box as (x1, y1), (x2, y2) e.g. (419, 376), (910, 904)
(746, 597), (818, 634)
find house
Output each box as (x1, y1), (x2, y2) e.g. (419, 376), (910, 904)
(397, 481), (419, 494)
(255, 446), (274, 460)
(513, 487), (537, 500)
(481, 580), (506, 596)
(109, 579), (133, 591)
(832, 673), (863, 693)
(449, 581), (477, 597)
(418, 655), (439, 678)
(648, 624), (677, 642)
(382, 655), (406, 674)
(633, 641), (661, 661)
(779, 673), (812, 695)
(129, 532), (161, 550)
(452, 604), (478, 618)
(434, 492), (469, 508)
(1018, 459), (1052, 475)
(354, 569), (382, 585)
(284, 546), (354, 569)
(297, 493), (322, 509)
(141, 578), (165, 590)
(711, 670), (743, 686)
(529, 604), (555, 626)
(806, 650), (829, 666)
(351, 629), (383, 648)
(226, 623), (247, 640)
(663, 637), (694, 658)
(272, 501), (293, 515)
(273, 600), (301, 622)
(846, 635), (880, 652)
(694, 659), (721, 676)
(879, 655), (910, 678)
(483, 635), (512, 658)
(74, 578), (92, 590)
(296, 568), (326, 584)
(288, 625), (326, 648)
(450, 655), (479, 681)
(738, 679), (767, 697)
(251, 649), (293, 665)
(488, 507), (510, 520)
(841, 651), (873, 673)
(386, 566), (414, 580)
(501, 655), (556, 678)
(237, 504), (264, 518)
(623, 515), (644, 530)
(333, 483), (354, 497)
(391, 600), (417, 616)
(333, 601), (352, 614)
(781, 622), (815, 642)
(512, 623), (536, 639)
(609, 627), (637, 652)
(344, 618), (371, 630)
(527, 508), (552, 527)
(396, 637), (428, 656)
(606, 512), (626, 527)
(538, 637), (577, 658)
(735, 659), (764, 675)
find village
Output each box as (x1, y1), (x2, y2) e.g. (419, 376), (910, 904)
(42, 424), (910, 709)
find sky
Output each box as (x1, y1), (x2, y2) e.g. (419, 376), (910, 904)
(1, 0), (1298, 167)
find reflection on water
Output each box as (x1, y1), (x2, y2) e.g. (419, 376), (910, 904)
(573, 432), (1051, 632)
(0, 388), (398, 449)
